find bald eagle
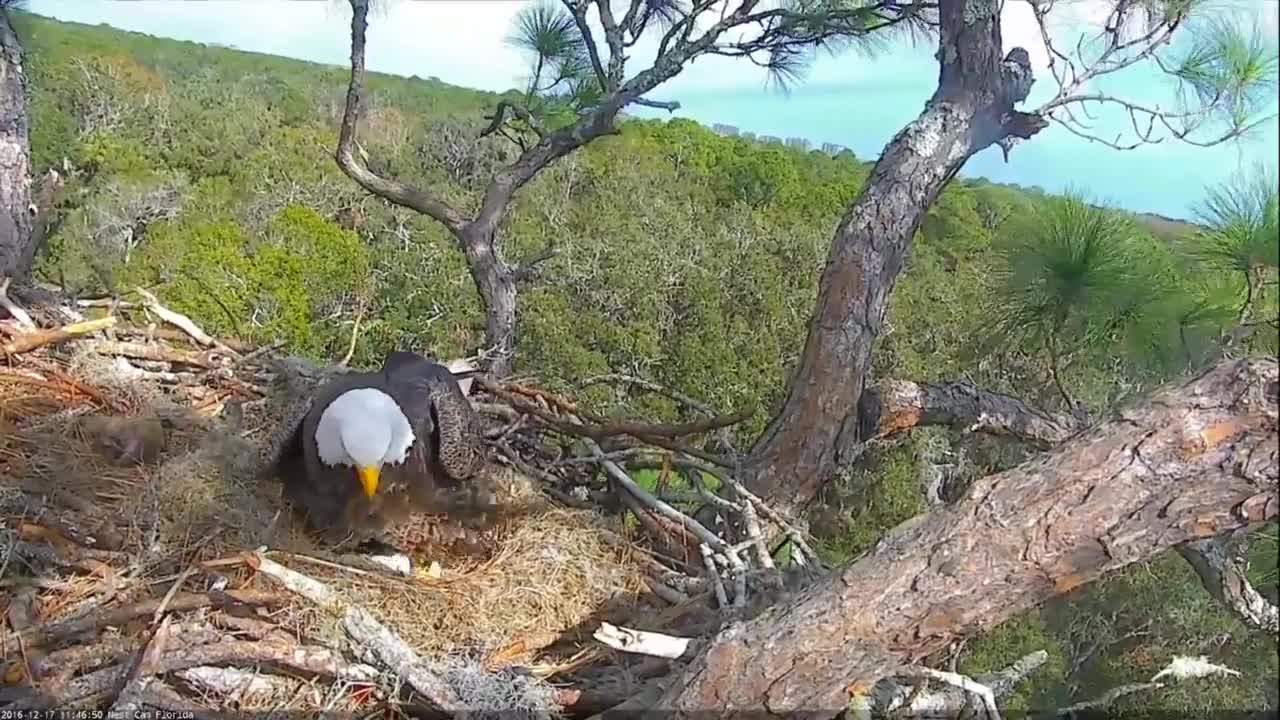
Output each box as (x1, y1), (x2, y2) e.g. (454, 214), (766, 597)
(273, 350), (488, 549)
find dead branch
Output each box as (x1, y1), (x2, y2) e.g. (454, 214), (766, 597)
(133, 287), (230, 354)
(700, 544), (729, 609)
(4, 589), (285, 649)
(860, 378), (1084, 447)
(1, 316), (116, 355)
(90, 339), (228, 369)
(478, 376), (752, 441)
(47, 636), (380, 709)
(175, 665), (300, 699)
(246, 551), (465, 713)
(582, 373), (740, 454)
(108, 616), (171, 717)
(1177, 535), (1278, 636)
(581, 431), (728, 554)
(872, 650), (1049, 717)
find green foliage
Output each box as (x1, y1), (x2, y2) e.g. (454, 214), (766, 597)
(1187, 162), (1280, 281)
(119, 205), (369, 358)
(1171, 15), (1280, 132)
(812, 439), (925, 564)
(990, 192), (1148, 355)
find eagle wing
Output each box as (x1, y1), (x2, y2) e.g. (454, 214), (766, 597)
(382, 352), (484, 482)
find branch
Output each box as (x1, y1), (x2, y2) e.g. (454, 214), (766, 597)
(132, 287), (226, 352)
(476, 376), (752, 441)
(481, 99), (548, 140)
(2, 317), (116, 355)
(657, 357), (1278, 713)
(859, 377), (1085, 447)
(867, 374), (1278, 634)
(336, 0), (467, 233)
(512, 241), (558, 283)
(246, 551), (465, 713)
(1177, 535), (1279, 636)
(633, 97), (681, 112)
(2, 589), (285, 649)
(871, 650), (1048, 718)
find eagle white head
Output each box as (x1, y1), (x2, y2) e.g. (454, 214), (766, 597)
(314, 387), (415, 497)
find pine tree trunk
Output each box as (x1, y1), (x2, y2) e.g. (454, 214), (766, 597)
(456, 224), (517, 378)
(0, 8), (33, 279)
(739, 0), (1039, 520)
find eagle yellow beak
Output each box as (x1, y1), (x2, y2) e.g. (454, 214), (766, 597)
(356, 465), (380, 497)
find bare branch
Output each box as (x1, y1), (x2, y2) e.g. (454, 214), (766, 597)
(1177, 534), (1279, 636)
(481, 99), (548, 140)
(859, 377), (1085, 447)
(633, 97), (681, 111)
(335, 0), (467, 234)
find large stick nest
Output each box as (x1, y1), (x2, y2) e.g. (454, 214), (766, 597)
(0, 286), (823, 717)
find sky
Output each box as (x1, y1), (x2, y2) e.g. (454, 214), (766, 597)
(22, 0), (1280, 220)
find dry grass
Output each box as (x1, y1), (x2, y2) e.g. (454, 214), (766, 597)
(1, 350), (649, 673)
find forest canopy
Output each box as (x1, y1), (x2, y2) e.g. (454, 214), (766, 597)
(6, 8), (1279, 715)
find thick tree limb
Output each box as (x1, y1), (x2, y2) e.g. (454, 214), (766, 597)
(1, 316), (115, 354)
(860, 378), (1084, 447)
(656, 357), (1278, 716)
(335, 3), (465, 234)
(0, 8), (34, 279)
(1176, 535), (1279, 636)
(741, 0), (1039, 519)
(866, 375), (1279, 636)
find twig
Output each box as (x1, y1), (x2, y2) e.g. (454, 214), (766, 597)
(1, 317), (116, 355)
(338, 292), (370, 367)
(133, 287), (233, 354)
(700, 544), (728, 609)
(246, 551), (465, 713)
(3, 589), (284, 648)
(0, 277), (35, 330)
(108, 616), (172, 717)
(740, 501), (773, 570)
(577, 422), (729, 554)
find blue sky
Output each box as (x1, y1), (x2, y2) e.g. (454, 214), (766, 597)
(24, 0), (1280, 220)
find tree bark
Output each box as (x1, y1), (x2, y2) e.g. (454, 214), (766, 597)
(861, 378), (1083, 448)
(0, 7), (34, 279)
(863, 376), (1279, 636)
(457, 223), (518, 377)
(657, 356), (1278, 716)
(740, 0), (1041, 518)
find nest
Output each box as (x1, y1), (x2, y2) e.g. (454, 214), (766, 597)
(0, 287), (822, 717)
(0, 342), (646, 716)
